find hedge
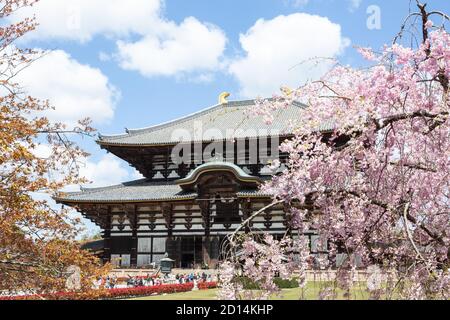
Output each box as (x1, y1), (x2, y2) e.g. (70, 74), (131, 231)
(0, 282), (218, 300)
(197, 282), (218, 290)
(106, 283), (194, 299)
(237, 277), (299, 290)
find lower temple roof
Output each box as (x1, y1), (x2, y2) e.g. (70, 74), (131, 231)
(54, 178), (272, 204)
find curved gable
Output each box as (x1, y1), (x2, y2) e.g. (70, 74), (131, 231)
(177, 161), (262, 191)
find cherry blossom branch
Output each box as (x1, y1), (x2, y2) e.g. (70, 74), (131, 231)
(417, 2), (430, 45)
(401, 202), (427, 263)
(229, 200), (284, 242)
(313, 80), (352, 101)
(375, 110), (448, 131)
(427, 11), (450, 22)
(306, 188), (445, 247)
(387, 161), (437, 173)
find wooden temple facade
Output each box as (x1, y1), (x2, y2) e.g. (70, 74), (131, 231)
(55, 98), (334, 269)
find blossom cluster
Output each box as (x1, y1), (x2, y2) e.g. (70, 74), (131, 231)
(234, 24), (450, 300)
(217, 234), (306, 300)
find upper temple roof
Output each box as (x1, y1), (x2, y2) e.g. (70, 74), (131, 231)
(97, 99), (323, 147)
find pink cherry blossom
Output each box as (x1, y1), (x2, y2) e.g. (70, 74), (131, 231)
(225, 8), (450, 300)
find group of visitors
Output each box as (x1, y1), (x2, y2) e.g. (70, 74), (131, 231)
(93, 275), (118, 289)
(174, 272), (213, 284)
(93, 272), (215, 289)
(126, 274), (163, 287)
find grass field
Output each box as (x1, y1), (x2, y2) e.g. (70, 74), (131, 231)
(130, 283), (374, 300)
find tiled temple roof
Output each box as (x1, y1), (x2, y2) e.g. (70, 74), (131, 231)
(57, 99), (336, 205)
(97, 99), (332, 146)
(54, 178), (272, 204)
(55, 180), (197, 203)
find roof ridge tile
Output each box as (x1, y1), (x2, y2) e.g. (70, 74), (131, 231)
(99, 99), (266, 141)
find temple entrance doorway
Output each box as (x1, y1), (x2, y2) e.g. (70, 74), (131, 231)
(179, 236), (203, 268)
(181, 254), (194, 268)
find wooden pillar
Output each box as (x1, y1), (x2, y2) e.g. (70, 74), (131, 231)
(209, 236), (220, 269)
(162, 203), (174, 237)
(240, 198), (253, 233)
(178, 163), (189, 179)
(163, 147), (170, 179)
(148, 154), (155, 179)
(176, 237), (182, 268)
(98, 206), (111, 264)
(102, 222), (111, 264)
(125, 205), (138, 268)
(234, 139), (238, 165)
(199, 200), (211, 266)
(202, 236), (210, 267)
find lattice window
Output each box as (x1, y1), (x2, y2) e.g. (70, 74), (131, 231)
(214, 200), (241, 226)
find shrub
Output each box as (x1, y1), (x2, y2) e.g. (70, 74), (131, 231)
(0, 283), (195, 300)
(273, 278), (299, 288)
(106, 283), (194, 299)
(198, 282), (217, 290)
(237, 277), (299, 289)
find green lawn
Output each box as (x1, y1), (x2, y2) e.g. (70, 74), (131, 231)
(131, 289), (219, 300)
(130, 283), (373, 300)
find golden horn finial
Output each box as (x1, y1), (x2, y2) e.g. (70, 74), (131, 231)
(280, 86), (293, 97)
(219, 92), (231, 104)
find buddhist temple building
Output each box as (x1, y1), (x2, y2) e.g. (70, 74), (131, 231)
(55, 96), (334, 269)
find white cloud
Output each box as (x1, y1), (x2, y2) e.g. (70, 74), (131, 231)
(75, 155), (142, 236)
(98, 51), (112, 62)
(53, 154), (142, 193)
(10, 0), (162, 42)
(31, 153), (142, 237)
(15, 50), (118, 125)
(228, 13), (349, 98)
(30, 145), (140, 189)
(285, 0), (362, 12)
(348, 0), (362, 12)
(79, 154), (139, 188)
(116, 17), (227, 77)
(32, 143), (53, 159)
(284, 0), (309, 8)
(10, 0), (227, 79)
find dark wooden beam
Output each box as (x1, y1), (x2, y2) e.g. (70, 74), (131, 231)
(240, 198), (253, 233)
(198, 200), (211, 237)
(99, 206), (111, 264)
(123, 204), (138, 267)
(162, 203), (174, 237)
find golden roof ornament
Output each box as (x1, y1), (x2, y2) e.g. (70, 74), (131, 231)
(218, 92), (231, 104)
(280, 86), (293, 97)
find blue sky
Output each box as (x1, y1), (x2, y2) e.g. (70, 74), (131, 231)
(10, 0), (449, 234)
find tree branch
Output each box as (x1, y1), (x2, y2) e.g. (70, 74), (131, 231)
(230, 200), (284, 241)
